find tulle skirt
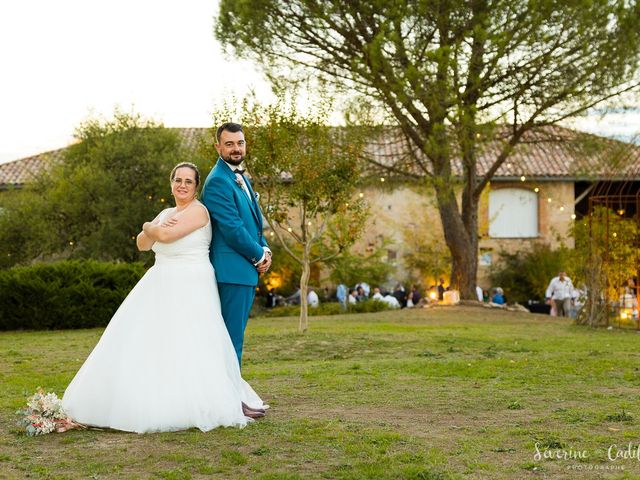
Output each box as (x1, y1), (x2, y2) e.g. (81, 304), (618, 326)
(62, 258), (265, 433)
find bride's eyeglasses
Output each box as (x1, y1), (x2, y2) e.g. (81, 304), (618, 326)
(172, 178), (196, 187)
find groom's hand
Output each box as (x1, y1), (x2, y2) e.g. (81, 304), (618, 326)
(256, 253), (272, 274)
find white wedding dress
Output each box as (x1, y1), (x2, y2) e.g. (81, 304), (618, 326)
(62, 206), (265, 433)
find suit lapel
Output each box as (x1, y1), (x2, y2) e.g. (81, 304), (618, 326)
(243, 176), (263, 229)
(216, 158), (261, 226)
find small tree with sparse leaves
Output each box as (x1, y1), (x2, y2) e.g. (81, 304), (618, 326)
(213, 98), (368, 332)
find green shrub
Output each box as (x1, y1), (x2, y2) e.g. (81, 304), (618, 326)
(257, 299), (392, 318)
(489, 243), (574, 303)
(0, 260), (146, 330)
(0, 112), (203, 269)
(327, 247), (396, 289)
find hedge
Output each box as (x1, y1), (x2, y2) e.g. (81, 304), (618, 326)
(257, 299), (393, 318)
(0, 260), (146, 330)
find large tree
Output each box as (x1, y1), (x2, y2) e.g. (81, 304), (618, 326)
(0, 112), (194, 267)
(215, 0), (640, 298)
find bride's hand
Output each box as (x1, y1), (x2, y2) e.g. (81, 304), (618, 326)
(161, 217), (179, 228)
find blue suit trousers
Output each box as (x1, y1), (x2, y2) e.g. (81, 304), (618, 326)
(217, 283), (256, 368)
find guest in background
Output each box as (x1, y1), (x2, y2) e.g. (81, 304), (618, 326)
(393, 283), (407, 308)
(491, 287), (505, 305)
(437, 278), (446, 301)
(410, 285), (422, 305)
(348, 289), (358, 305)
(307, 289), (319, 308)
(265, 288), (276, 308)
(285, 288), (301, 305)
(407, 285), (421, 307)
(382, 294), (401, 308)
(322, 286), (331, 301)
(372, 287), (384, 301)
(356, 282), (370, 297)
(336, 284), (348, 308)
(545, 271), (574, 317)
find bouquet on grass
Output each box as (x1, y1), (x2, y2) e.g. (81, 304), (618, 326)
(16, 388), (84, 435)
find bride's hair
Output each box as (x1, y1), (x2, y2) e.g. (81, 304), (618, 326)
(170, 162), (200, 187)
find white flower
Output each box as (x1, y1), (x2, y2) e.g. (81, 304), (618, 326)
(17, 389), (73, 435)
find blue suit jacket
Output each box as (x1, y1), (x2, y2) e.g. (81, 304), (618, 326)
(201, 158), (268, 286)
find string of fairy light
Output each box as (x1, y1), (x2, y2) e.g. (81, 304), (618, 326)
(505, 161), (578, 220)
(262, 178), (385, 238)
(259, 170), (590, 241)
(55, 168), (628, 253)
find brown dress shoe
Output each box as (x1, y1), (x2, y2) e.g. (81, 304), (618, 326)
(242, 402), (266, 419)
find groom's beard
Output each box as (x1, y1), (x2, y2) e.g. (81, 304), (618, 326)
(223, 153), (244, 166)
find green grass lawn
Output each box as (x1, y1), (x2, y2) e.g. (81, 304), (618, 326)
(1, 306), (640, 479)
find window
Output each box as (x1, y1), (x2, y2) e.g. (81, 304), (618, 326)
(479, 248), (493, 266)
(489, 188), (538, 238)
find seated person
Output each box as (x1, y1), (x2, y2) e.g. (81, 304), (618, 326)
(491, 287), (505, 305)
(381, 294), (401, 309)
(307, 289), (320, 308)
(356, 286), (367, 302)
(348, 289), (358, 305)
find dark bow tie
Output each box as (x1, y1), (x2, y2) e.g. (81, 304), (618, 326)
(233, 168), (245, 175)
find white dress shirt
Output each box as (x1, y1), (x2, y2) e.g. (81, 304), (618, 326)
(546, 276), (575, 300)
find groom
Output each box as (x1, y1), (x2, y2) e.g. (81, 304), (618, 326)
(201, 123), (272, 372)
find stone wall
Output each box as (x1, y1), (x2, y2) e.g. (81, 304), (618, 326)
(350, 180), (576, 289)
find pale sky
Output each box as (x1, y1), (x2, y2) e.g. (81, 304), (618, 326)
(0, 1), (638, 164)
(0, 0), (273, 164)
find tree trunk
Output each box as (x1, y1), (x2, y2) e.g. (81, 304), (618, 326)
(298, 244), (310, 333)
(452, 195), (478, 300)
(434, 182), (478, 300)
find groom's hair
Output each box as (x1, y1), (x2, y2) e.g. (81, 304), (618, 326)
(216, 122), (243, 143)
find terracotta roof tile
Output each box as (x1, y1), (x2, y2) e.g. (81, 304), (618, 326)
(0, 148), (66, 188)
(363, 125), (640, 179)
(2, 125), (639, 188)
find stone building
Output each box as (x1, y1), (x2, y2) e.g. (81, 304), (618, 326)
(2, 126), (638, 288)
(354, 126), (640, 287)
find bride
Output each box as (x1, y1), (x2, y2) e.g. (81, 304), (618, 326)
(62, 162), (267, 433)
